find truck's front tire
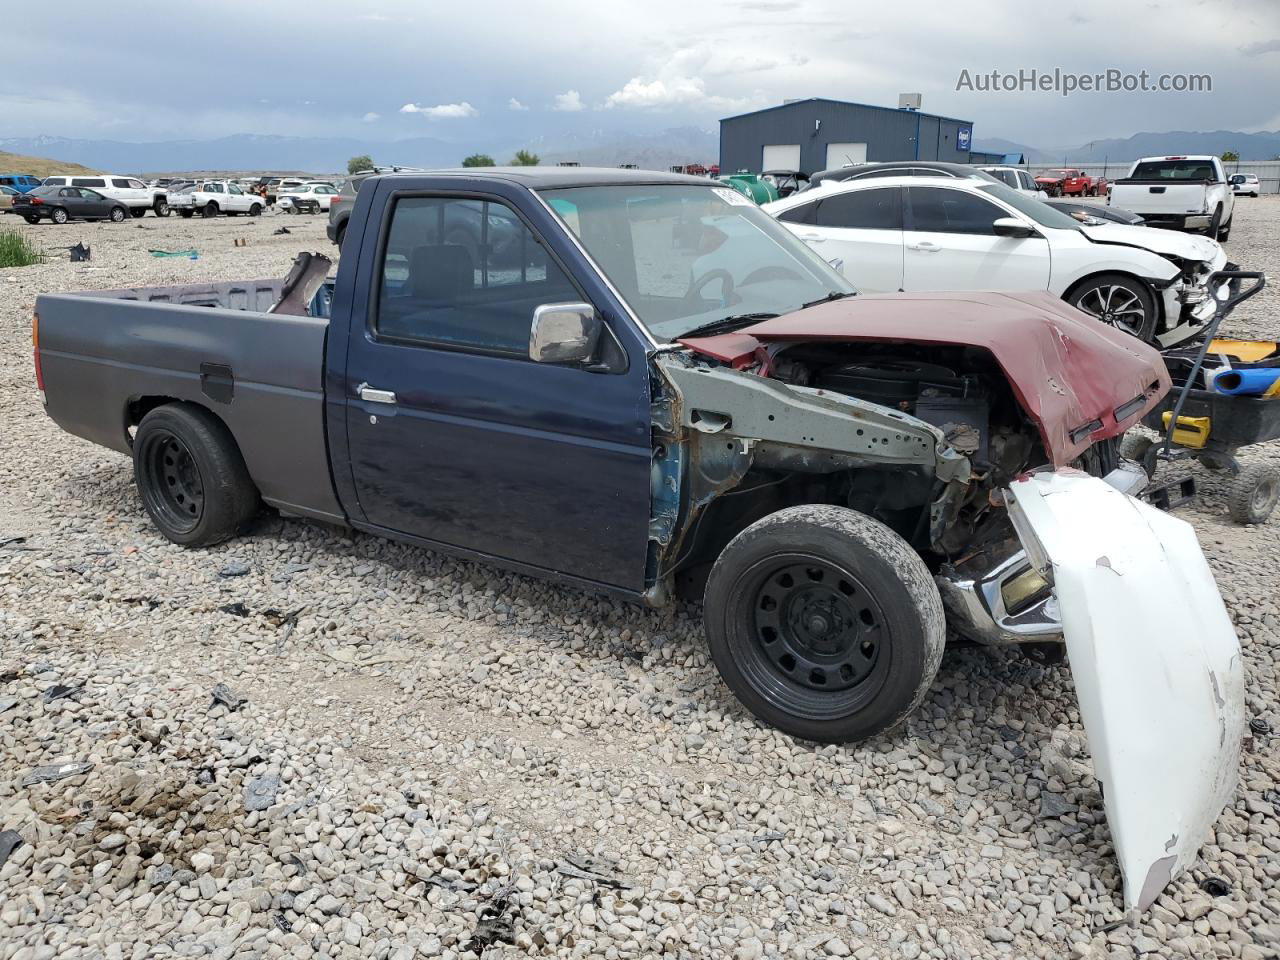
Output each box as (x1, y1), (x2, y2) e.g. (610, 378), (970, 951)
(704, 505), (946, 744)
(133, 404), (259, 547)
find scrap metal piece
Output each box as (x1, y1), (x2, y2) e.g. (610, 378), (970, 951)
(22, 760), (94, 786)
(1006, 471), (1244, 912)
(268, 252), (332, 317)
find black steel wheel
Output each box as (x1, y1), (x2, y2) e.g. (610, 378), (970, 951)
(203, 202), (218, 218)
(705, 504), (945, 743)
(137, 430), (205, 534)
(1069, 273), (1157, 341)
(132, 404), (259, 547)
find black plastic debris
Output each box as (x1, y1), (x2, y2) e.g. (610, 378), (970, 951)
(219, 560), (250, 578)
(1200, 876), (1231, 897)
(272, 226), (291, 235)
(263, 607), (304, 628)
(218, 602), (250, 617)
(41, 683), (83, 704)
(555, 852), (628, 888)
(1250, 717), (1272, 736)
(272, 912), (292, 933)
(468, 910), (515, 951)
(69, 242), (91, 262)
(210, 683), (245, 712)
(22, 760), (93, 786)
(0, 830), (23, 868)
(244, 774), (281, 812)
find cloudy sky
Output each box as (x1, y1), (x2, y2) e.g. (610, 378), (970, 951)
(3, 0), (1278, 149)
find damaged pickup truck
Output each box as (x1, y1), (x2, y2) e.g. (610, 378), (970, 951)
(34, 169), (1243, 909)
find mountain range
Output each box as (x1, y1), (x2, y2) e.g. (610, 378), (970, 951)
(975, 130), (1280, 164)
(5, 126), (1277, 177)
(0, 129), (721, 176)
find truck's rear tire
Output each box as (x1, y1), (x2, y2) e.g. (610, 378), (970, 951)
(203, 202), (218, 218)
(133, 404), (259, 547)
(703, 504), (946, 744)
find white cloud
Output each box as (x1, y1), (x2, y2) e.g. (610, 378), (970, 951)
(399, 101), (477, 118)
(507, 97), (528, 111)
(604, 73), (755, 112)
(551, 90), (584, 112)
(361, 112), (381, 122)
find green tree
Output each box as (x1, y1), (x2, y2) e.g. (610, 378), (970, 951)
(462, 153), (495, 167)
(511, 149), (540, 166)
(347, 154), (374, 174)
(1220, 150), (1239, 162)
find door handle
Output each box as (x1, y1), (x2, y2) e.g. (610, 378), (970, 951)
(357, 383), (397, 404)
(907, 242), (941, 252)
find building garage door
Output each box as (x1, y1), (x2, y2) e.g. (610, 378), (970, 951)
(825, 142), (868, 169)
(762, 144), (801, 171)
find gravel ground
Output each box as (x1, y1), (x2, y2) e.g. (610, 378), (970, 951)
(2, 200), (1279, 960)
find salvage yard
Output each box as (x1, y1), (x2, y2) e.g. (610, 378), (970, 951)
(2, 199), (1280, 960)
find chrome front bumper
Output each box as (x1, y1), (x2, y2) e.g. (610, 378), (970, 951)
(935, 463), (1146, 646)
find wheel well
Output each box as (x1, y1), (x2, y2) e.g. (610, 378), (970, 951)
(671, 465), (932, 603)
(126, 397), (232, 449)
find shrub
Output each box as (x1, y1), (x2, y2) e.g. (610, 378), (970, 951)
(0, 227), (44, 268)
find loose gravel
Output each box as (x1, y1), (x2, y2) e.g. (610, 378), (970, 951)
(2, 201), (1279, 960)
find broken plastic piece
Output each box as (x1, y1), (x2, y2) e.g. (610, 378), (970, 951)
(210, 683), (244, 712)
(1007, 471), (1244, 912)
(1200, 876), (1231, 897)
(69, 242), (90, 262)
(0, 830), (23, 868)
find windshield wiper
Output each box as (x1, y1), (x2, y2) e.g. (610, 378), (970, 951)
(799, 290), (856, 310)
(677, 312), (779, 339)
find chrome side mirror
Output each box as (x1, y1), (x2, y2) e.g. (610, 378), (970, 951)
(529, 302), (601, 364)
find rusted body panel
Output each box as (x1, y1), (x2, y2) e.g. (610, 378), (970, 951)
(679, 291), (1171, 467)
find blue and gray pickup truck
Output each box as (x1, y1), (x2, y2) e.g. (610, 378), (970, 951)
(34, 167), (1176, 745)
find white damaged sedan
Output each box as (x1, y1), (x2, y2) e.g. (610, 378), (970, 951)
(764, 176), (1229, 348)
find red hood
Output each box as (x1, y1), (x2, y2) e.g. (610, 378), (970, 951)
(678, 291), (1171, 468)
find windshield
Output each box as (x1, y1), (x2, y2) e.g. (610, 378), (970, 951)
(538, 184), (853, 341)
(1131, 159), (1215, 180)
(976, 182), (1083, 231)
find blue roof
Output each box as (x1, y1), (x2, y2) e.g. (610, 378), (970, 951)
(721, 97), (972, 127)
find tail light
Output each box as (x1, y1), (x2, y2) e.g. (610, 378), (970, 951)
(330, 196), (340, 206)
(29, 196), (43, 205)
(32, 311), (45, 399)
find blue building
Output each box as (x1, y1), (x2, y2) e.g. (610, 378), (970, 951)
(720, 98), (977, 175)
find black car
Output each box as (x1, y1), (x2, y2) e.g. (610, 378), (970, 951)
(13, 185), (129, 225)
(1044, 199), (1145, 226)
(803, 161), (1002, 191)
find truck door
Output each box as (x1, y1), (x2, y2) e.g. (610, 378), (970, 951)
(338, 187), (654, 592)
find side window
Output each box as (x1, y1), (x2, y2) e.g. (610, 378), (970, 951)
(0, 177), (12, 186)
(808, 188), (901, 230)
(1018, 171), (1036, 191)
(228, 184), (243, 195)
(375, 195), (580, 356)
(46, 178), (65, 186)
(72, 178), (106, 188)
(112, 178), (131, 188)
(776, 202), (815, 224)
(128, 179), (146, 189)
(907, 187), (1004, 235)
(60, 188), (76, 197)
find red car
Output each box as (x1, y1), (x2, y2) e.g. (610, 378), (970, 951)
(1034, 168), (1107, 197)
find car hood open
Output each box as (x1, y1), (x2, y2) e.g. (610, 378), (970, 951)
(1081, 222), (1222, 262)
(677, 291), (1171, 468)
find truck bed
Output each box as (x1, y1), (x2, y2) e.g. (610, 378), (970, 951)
(36, 284), (344, 524)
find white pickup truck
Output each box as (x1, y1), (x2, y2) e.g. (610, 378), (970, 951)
(167, 180), (265, 218)
(1108, 156), (1234, 240)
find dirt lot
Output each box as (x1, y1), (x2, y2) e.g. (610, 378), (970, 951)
(1, 200), (1279, 960)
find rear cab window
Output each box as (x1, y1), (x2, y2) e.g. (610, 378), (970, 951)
(72, 178), (106, 188)
(1131, 160), (1216, 180)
